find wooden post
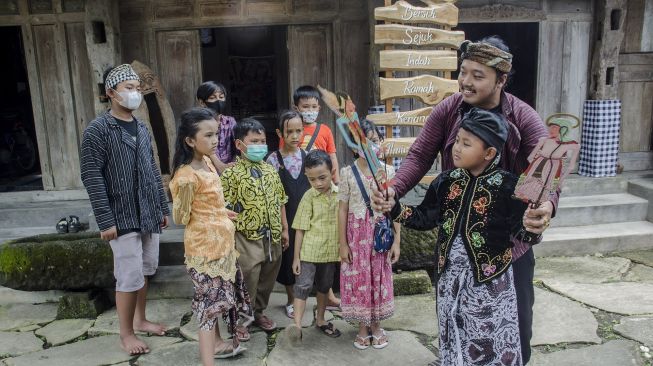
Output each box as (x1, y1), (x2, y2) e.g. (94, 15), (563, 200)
(85, 0), (121, 115)
(369, 0), (462, 181)
(383, 0), (394, 152)
(589, 0), (627, 100)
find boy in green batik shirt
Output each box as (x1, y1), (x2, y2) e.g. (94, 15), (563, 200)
(221, 118), (288, 332)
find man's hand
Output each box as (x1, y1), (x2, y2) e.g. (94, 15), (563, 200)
(339, 243), (352, 264)
(371, 186), (396, 213)
(292, 258), (301, 275)
(160, 216), (169, 229)
(523, 201), (554, 234)
(101, 226), (118, 241)
(387, 242), (401, 265)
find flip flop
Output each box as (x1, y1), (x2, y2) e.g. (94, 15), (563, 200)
(371, 329), (389, 349)
(353, 334), (371, 350)
(285, 304), (295, 319)
(214, 343), (246, 359)
(316, 322), (341, 338)
(235, 325), (250, 342)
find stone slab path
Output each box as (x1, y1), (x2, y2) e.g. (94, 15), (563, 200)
(0, 332), (43, 358)
(138, 333), (268, 366)
(531, 287), (601, 345)
(382, 293), (438, 337)
(614, 316), (653, 348)
(0, 303), (57, 331)
(88, 298), (190, 336)
(35, 319), (94, 346)
(268, 320), (435, 366)
(530, 340), (644, 366)
(1, 251), (652, 365)
(2, 335), (181, 366)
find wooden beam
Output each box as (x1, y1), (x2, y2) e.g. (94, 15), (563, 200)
(366, 106), (432, 127)
(375, 24), (464, 48)
(380, 75), (458, 105)
(379, 49), (457, 71)
(374, 0), (458, 27)
(381, 137), (416, 158)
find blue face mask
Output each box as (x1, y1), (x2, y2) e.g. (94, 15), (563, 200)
(244, 144), (268, 162)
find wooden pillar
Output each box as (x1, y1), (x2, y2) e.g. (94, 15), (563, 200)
(589, 0), (627, 100)
(85, 0), (121, 115)
(368, 0), (382, 106)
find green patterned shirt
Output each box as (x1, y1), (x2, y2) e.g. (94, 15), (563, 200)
(292, 184), (339, 263)
(221, 157), (288, 244)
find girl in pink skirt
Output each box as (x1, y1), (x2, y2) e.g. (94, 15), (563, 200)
(337, 120), (401, 350)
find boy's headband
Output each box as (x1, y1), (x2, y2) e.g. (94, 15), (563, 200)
(105, 64), (140, 91)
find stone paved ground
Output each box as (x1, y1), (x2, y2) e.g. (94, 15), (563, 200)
(1, 250), (653, 365)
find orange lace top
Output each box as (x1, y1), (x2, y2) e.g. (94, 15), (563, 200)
(169, 156), (238, 281)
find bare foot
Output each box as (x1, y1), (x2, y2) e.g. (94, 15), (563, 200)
(120, 334), (150, 355)
(134, 319), (167, 336)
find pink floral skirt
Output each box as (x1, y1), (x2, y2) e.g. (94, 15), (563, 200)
(340, 212), (394, 325)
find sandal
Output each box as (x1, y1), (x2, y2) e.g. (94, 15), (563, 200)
(353, 334), (371, 350)
(285, 304), (295, 319)
(235, 325), (250, 342)
(56, 217), (68, 234)
(371, 329), (389, 349)
(68, 215), (82, 233)
(214, 343), (246, 359)
(253, 315), (277, 331)
(316, 322), (341, 338)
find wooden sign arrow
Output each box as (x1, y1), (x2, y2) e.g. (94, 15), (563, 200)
(375, 24), (464, 48)
(380, 75), (458, 105)
(380, 50), (457, 71)
(381, 137), (416, 158)
(375, 0), (459, 27)
(366, 107), (432, 127)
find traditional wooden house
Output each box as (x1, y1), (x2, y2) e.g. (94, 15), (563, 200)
(0, 0), (651, 193)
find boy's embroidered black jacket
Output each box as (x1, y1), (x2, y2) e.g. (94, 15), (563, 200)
(391, 166), (540, 284)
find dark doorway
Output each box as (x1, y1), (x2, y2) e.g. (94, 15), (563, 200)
(454, 22), (539, 108)
(0, 26), (41, 192)
(200, 26), (289, 152)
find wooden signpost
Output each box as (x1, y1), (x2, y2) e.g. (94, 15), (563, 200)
(370, 0), (463, 183)
(374, 1), (459, 26)
(379, 50), (457, 71)
(374, 24), (464, 48)
(366, 106), (432, 127)
(380, 75), (458, 105)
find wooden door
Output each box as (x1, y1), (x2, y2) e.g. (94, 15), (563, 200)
(287, 24), (334, 124)
(156, 30), (202, 126)
(29, 24), (83, 189)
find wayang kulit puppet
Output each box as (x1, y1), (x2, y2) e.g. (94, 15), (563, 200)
(513, 113), (581, 207)
(316, 85), (390, 192)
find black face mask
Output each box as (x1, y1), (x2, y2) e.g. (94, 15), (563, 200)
(205, 100), (226, 115)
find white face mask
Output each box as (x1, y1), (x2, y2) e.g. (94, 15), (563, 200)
(116, 90), (142, 110)
(300, 111), (319, 124)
